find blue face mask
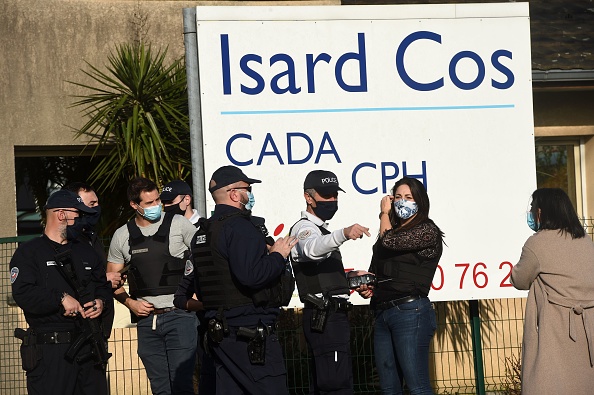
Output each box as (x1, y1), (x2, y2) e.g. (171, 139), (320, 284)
(140, 204), (162, 221)
(244, 191), (256, 211)
(393, 199), (418, 220)
(526, 211), (539, 232)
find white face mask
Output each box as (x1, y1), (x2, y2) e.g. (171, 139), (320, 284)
(393, 199), (418, 220)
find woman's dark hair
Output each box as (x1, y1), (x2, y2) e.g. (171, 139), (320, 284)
(390, 177), (444, 238)
(531, 188), (585, 239)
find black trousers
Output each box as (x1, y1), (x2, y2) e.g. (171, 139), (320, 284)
(210, 327), (288, 395)
(197, 311), (216, 394)
(25, 342), (107, 395)
(302, 308), (354, 395)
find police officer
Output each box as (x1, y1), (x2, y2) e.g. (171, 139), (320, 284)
(10, 189), (111, 395)
(188, 165), (297, 395)
(64, 182), (117, 339)
(106, 177), (198, 395)
(289, 170), (371, 395)
(161, 180), (201, 225)
(162, 179), (216, 394)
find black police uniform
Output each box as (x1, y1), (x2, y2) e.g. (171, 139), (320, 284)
(10, 235), (112, 395)
(183, 204), (288, 395)
(174, 220), (217, 395)
(290, 214), (354, 395)
(79, 229), (114, 339)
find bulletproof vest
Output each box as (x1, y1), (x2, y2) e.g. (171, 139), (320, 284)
(126, 212), (188, 298)
(290, 219), (349, 302)
(371, 238), (442, 297)
(192, 211), (287, 310)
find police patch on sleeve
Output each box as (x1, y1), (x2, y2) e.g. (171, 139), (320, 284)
(184, 260), (193, 276)
(298, 230), (312, 240)
(10, 267), (19, 284)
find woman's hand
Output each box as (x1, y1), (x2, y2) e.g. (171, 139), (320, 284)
(380, 195), (393, 216)
(358, 287), (373, 299)
(348, 270), (375, 297)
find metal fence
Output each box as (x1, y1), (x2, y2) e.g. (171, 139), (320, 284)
(0, 235), (527, 395)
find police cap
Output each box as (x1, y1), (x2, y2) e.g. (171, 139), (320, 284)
(44, 190), (97, 214)
(161, 180), (192, 202)
(303, 170), (345, 196)
(208, 165), (261, 193)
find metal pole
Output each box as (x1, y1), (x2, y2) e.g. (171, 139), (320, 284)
(469, 299), (486, 395)
(182, 7), (207, 217)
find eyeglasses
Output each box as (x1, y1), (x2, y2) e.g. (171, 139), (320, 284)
(52, 209), (80, 218)
(52, 209), (79, 214)
(227, 186), (252, 193)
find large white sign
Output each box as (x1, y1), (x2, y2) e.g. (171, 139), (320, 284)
(192, 3), (535, 302)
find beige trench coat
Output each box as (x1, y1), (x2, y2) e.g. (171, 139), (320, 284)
(511, 230), (594, 395)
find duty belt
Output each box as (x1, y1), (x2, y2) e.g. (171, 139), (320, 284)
(304, 297), (351, 312)
(35, 331), (80, 344)
(231, 322), (277, 336)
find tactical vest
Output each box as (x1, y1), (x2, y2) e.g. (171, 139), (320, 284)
(126, 212), (188, 298)
(290, 219), (349, 302)
(371, 239), (442, 297)
(192, 211), (289, 310)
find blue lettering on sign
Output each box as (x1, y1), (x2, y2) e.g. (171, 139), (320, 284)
(449, 51), (485, 90)
(352, 161), (427, 194)
(491, 50), (514, 89)
(226, 131), (342, 166)
(221, 33), (368, 95)
(258, 133), (284, 165)
(287, 132), (313, 164)
(396, 31), (515, 91)
(396, 31), (444, 91)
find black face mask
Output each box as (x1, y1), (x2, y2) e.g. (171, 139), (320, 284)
(312, 200), (338, 221)
(83, 206), (101, 229)
(164, 203), (185, 216)
(66, 216), (86, 240)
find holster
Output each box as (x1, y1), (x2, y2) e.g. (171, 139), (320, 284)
(305, 294), (330, 333)
(206, 308), (228, 345)
(14, 328), (42, 372)
(207, 318), (225, 344)
(237, 321), (267, 365)
(311, 306), (329, 333)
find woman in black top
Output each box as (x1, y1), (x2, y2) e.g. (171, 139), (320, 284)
(359, 177), (444, 395)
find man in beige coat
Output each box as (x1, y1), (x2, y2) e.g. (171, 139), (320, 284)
(511, 188), (594, 395)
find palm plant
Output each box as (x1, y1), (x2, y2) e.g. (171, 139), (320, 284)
(69, 43), (191, 192)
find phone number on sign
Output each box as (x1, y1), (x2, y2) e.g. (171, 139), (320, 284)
(431, 261), (514, 291)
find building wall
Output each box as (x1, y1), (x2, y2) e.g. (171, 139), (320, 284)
(533, 89), (594, 217)
(0, 0), (338, 237)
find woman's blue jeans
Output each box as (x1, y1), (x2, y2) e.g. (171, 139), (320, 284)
(373, 297), (436, 395)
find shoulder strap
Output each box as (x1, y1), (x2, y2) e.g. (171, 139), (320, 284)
(126, 218), (144, 247)
(289, 217), (328, 236)
(216, 210), (249, 223)
(153, 211), (175, 243)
